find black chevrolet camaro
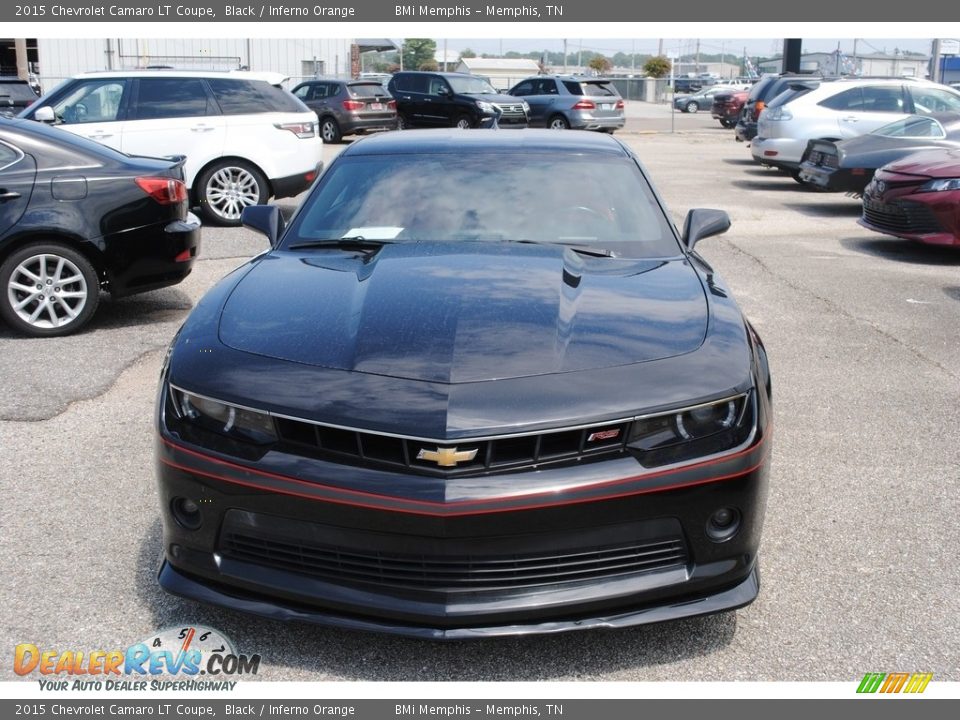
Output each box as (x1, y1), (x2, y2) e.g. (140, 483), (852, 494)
(155, 130), (772, 638)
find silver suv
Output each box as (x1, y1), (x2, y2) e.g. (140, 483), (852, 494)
(508, 76), (625, 132)
(752, 77), (960, 178)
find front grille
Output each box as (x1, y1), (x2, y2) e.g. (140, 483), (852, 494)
(220, 520), (688, 595)
(274, 416), (630, 477)
(862, 197), (943, 235)
(493, 102), (526, 119)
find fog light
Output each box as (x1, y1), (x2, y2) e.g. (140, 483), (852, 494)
(171, 497), (202, 530)
(706, 507), (741, 542)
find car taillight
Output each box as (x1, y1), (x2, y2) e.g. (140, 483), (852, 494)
(615, 99), (624, 109)
(387, 99), (397, 109)
(135, 177), (187, 205)
(343, 100), (365, 111)
(753, 101), (765, 120)
(572, 100), (595, 110)
(274, 122), (315, 138)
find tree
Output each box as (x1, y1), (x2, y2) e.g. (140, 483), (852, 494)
(588, 56), (612, 75)
(643, 56), (672, 78)
(402, 39), (436, 71)
(459, 48), (477, 59)
(418, 60), (439, 71)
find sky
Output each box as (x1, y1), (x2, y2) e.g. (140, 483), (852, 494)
(432, 38), (939, 59)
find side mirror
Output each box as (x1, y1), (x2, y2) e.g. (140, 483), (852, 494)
(34, 106), (55, 123)
(682, 208), (731, 251)
(241, 205), (285, 248)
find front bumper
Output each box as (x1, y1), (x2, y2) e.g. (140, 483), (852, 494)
(155, 408), (770, 636)
(798, 163), (868, 193)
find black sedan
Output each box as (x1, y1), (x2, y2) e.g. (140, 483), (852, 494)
(799, 113), (960, 193)
(0, 118), (200, 336)
(155, 130), (772, 638)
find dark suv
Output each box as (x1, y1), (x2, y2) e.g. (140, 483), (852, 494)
(388, 71), (528, 129)
(0, 77), (40, 116)
(292, 79), (397, 143)
(735, 73), (827, 143)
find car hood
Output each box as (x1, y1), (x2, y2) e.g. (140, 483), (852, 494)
(879, 147), (960, 178)
(218, 242), (708, 384)
(468, 93), (524, 104)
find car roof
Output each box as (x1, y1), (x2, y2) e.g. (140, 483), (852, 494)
(63, 69), (289, 85)
(341, 128), (632, 157)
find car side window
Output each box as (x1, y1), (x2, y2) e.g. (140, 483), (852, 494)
(293, 85), (311, 100)
(134, 78), (214, 120)
(512, 81), (534, 96)
(0, 141), (22, 171)
(52, 80), (128, 124)
(537, 79), (558, 95)
(818, 88), (863, 111)
(860, 86), (904, 113)
(428, 78), (449, 97)
(562, 80), (583, 95)
(910, 87), (960, 114)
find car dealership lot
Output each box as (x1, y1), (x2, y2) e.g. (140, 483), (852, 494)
(2, 122), (958, 681)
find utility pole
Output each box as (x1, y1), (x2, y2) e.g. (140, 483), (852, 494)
(563, 39), (568, 73)
(695, 39), (700, 74)
(658, 39), (663, 57)
(853, 38), (859, 75)
(931, 38), (942, 83)
(15, 38), (29, 80)
(577, 40), (582, 71)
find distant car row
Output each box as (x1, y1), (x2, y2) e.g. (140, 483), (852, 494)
(737, 73), (960, 246)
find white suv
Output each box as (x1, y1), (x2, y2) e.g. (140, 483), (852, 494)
(752, 77), (960, 179)
(19, 70), (323, 225)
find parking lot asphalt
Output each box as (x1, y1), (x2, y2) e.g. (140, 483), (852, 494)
(2, 122), (958, 683)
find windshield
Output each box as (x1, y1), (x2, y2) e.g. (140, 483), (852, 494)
(283, 153), (681, 258)
(447, 76), (498, 95)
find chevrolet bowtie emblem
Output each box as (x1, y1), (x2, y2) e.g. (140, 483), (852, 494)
(416, 446), (479, 467)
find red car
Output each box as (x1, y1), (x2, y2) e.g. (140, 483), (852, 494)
(859, 148), (960, 246)
(711, 90), (748, 129)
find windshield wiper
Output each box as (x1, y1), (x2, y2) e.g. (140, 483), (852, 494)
(502, 239), (617, 258)
(287, 237), (395, 251)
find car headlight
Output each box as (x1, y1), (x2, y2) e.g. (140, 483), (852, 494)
(918, 178), (960, 192)
(169, 387), (277, 444)
(627, 394), (753, 467)
(476, 101), (497, 114)
(521, 100), (530, 113)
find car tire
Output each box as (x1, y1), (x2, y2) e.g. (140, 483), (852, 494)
(397, 114), (411, 130)
(0, 242), (100, 337)
(685, 101), (699, 113)
(548, 115), (570, 130)
(196, 160), (269, 227)
(454, 114), (473, 130)
(319, 117), (342, 144)
(720, 119), (736, 128)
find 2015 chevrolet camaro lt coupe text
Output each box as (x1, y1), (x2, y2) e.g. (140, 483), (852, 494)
(155, 130), (772, 638)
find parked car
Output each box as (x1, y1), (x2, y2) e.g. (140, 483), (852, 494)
(672, 77), (704, 94)
(799, 113), (960, 193)
(154, 129), (772, 639)
(735, 73), (826, 143)
(291, 79), (397, 144)
(507, 75), (624, 131)
(0, 76), (40, 116)
(673, 86), (728, 114)
(752, 77), (960, 179)
(859, 147), (960, 246)
(388, 71), (528, 129)
(712, 90), (749, 128)
(18, 70), (323, 226)
(0, 117), (200, 336)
